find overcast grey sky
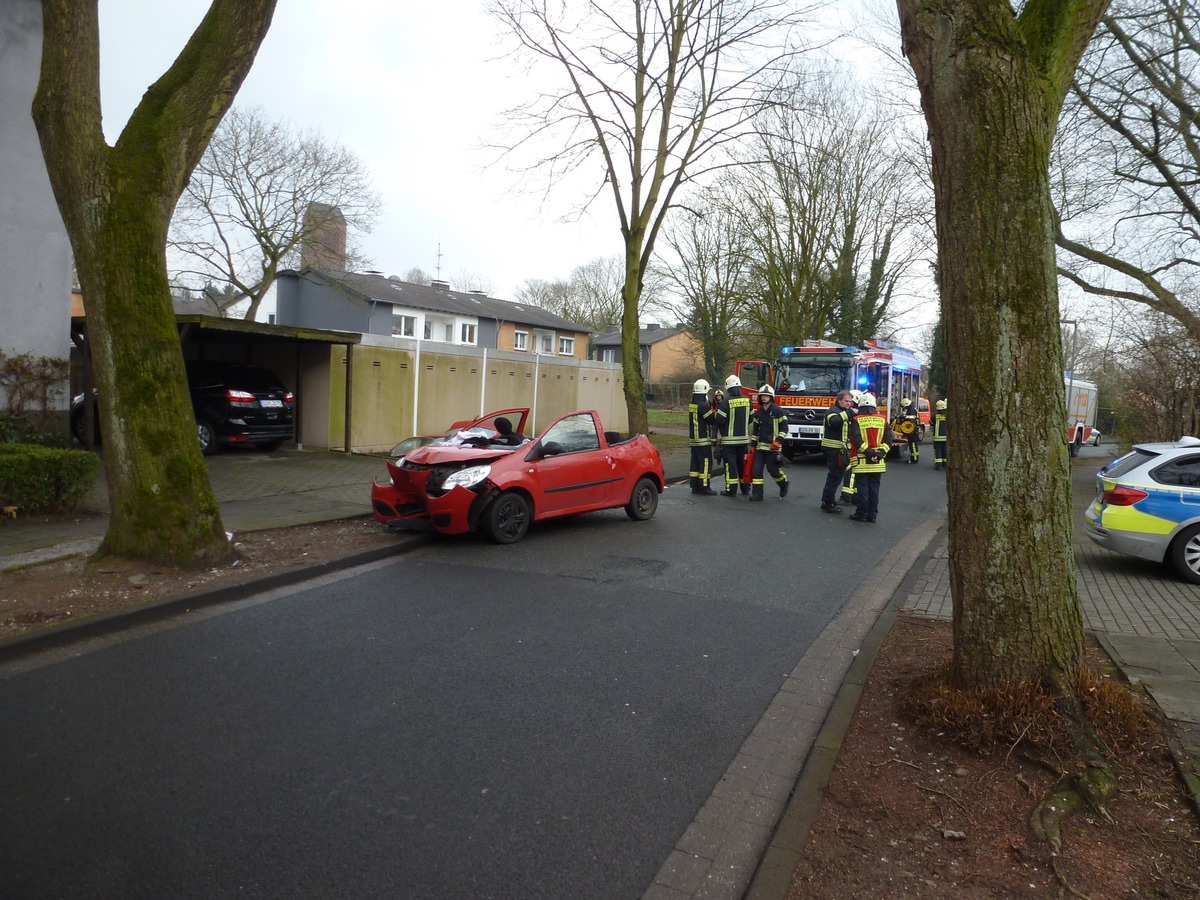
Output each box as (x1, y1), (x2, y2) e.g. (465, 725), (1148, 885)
(99, 0), (610, 301)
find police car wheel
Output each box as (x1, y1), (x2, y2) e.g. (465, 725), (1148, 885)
(1168, 524), (1200, 584)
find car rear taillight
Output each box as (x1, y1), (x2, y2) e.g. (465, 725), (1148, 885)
(284, 391), (295, 404)
(1102, 485), (1148, 506)
(225, 388), (255, 402)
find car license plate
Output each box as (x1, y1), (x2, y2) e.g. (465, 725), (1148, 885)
(798, 425), (821, 436)
(260, 399), (283, 408)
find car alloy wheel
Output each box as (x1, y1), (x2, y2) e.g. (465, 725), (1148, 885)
(624, 476), (659, 521)
(197, 420), (218, 456)
(1168, 523), (1200, 584)
(484, 491), (530, 544)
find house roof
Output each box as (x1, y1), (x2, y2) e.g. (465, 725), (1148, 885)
(288, 269), (590, 333)
(593, 324), (686, 347)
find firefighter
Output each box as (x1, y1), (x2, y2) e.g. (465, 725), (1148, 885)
(688, 378), (717, 495)
(820, 390), (855, 514)
(848, 392), (895, 523)
(718, 373), (752, 496)
(840, 390), (863, 506)
(893, 397), (922, 463)
(748, 384), (789, 501)
(932, 398), (948, 470)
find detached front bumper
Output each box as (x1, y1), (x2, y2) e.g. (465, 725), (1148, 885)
(371, 477), (482, 536)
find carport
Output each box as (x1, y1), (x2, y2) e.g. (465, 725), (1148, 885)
(70, 314), (362, 452)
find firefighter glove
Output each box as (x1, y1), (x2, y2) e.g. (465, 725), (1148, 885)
(771, 441), (781, 452)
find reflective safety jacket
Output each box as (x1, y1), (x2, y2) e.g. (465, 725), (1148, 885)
(821, 406), (851, 450)
(749, 400), (787, 447)
(849, 406), (894, 473)
(933, 408), (948, 441)
(720, 388), (751, 446)
(688, 392), (715, 446)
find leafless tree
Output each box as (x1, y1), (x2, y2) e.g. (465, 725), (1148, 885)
(488, 0), (818, 433)
(515, 255), (667, 332)
(170, 106), (380, 321)
(660, 186), (754, 380)
(721, 69), (925, 354)
(1055, 0), (1200, 344)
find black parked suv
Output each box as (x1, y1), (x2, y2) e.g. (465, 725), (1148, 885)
(72, 361), (295, 456)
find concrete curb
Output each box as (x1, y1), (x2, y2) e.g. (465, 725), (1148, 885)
(0, 536), (427, 664)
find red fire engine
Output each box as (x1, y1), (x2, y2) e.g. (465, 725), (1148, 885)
(734, 339), (924, 457)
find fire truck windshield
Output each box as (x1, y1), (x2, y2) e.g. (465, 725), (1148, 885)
(776, 360), (853, 395)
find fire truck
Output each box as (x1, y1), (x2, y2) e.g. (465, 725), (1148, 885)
(734, 339), (924, 458)
(1065, 374), (1098, 456)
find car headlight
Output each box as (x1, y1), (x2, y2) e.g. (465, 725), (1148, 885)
(442, 464), (491, 490)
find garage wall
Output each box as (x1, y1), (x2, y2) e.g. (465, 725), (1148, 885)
(323, 337), (627, 452)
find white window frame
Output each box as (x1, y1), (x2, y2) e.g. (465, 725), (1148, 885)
(535, 331), (554, 355)
(558, 336), (575, 356)
(460, 322), (477, 345)
(513, 330), (528, 351)
(393, 314), (417, 337)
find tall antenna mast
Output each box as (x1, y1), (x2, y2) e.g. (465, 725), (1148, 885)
(436, 243), (443, 281)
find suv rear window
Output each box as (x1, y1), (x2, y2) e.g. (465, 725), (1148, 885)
(1103, 448), (1159, 479)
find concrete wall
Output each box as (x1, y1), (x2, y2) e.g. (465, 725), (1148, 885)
(0, 0), (72, 416)
(324, 335), (627, 452)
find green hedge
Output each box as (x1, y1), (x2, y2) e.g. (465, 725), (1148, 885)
(0, 443), (99, 514)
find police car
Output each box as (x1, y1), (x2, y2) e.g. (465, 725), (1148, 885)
(1084, 436), (1200, 583)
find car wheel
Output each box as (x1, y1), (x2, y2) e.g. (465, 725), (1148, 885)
(1092, 434), (1101, 447)
(483, 491), (530, 544)
(624, 476), (659, 521)
(1168, 524), (1200, 584)
(197, 420), (219, 456)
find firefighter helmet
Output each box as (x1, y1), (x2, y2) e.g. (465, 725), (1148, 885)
(936, 399), (947, 410)
(759, 384), (775, 397)
(860, 392), (876, 406)
(901, 397), (912, 407)
(724, 374), (741, 389)
(693, 378), (710, 394)
(851, 390), (864, 404)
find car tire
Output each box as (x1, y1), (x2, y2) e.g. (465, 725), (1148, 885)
(1168, 523), (1200, 584)
(483, 491), (530, 544)
(197, 420), (219, 456)
(1091, 434), (1101, 447)
(625, 476), (659, 521)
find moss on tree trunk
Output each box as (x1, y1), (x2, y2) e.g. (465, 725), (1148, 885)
(33, 0), (277, 567)
(896, 0), (1110, 690)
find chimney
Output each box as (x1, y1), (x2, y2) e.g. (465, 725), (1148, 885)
(300, 203), (348, 272)
(431, 279), (451, 290)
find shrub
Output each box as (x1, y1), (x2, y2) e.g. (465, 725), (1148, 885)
(0, 443), (99, 514)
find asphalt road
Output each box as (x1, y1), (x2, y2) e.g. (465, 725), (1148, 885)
(0, 455), (947, 899)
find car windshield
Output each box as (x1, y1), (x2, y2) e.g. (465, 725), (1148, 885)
(775, 361), (853, 394)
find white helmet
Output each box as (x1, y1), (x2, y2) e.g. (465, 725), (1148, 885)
(758, 384), (775, 397)
(851, 390), (864, 404)
(936, 399), (947, 410)
(724, 374), (741, 389)
(693, 378), (710, 394)
(901, 397), (912, 407)
(860, 392), (876, 406)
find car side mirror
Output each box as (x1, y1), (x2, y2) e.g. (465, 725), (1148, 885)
(538, 441), (563, 459)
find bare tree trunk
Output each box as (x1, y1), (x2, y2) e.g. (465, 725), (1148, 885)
(34, 0), (277, 566)
(897, 0), (1109, 689)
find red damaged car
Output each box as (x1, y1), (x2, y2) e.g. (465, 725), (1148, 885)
(371, 408), (665, 544)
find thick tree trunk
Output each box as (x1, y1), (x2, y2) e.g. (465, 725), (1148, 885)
(622, 243), (649, 436)
(897, 0), (1109, 689)
(34, 0), (277, 567)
